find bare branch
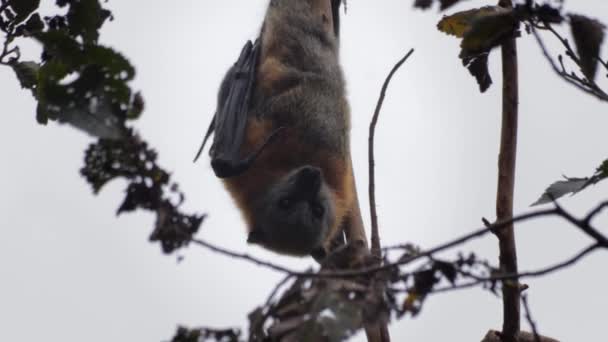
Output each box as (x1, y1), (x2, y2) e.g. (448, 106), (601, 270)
(495, 0), (521, 338)
(368, 48), (414, 261)
(187, 200), (608, 279)
(522, 295), (541, 342)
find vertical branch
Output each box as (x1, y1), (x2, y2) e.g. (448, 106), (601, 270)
(368, 49), (414, 260)
(365, 48), (413, 342)
(495, 0), (520, 340)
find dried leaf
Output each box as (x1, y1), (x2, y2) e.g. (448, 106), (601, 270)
(438, 6), (516, 92)
(532, 177), (589, 206)
(437, 6), (509, 38)
(460, 8), (517, 58)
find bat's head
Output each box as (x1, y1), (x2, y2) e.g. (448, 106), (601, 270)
(248, 165), (335, 256)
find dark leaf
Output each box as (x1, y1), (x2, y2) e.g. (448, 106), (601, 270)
(81, 134), (169, 193)
(66, 0), (112, 43)
(127, 91), (145, 119)
(36, 102), (48, 124)
(464, 54), (492, 92)
(434, 261), (458, 285)
(7, 0), (40, 23)
(413, 0), (433, 10)
(535, 4), (564, 24)
(413, 269), (439, 296)
(25, 13), (44, 32)
(413, 0), (462, 11)
(151, 202), (204, 253)
(171, 326), (240, 342)
(12, 61), (39, 90)
(569, 14), (605, 81)
(439, 0), (461, 11)
(117, 182), (162, 214)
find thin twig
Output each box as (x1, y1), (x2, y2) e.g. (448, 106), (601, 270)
(368, 48), (414, 261)
(445, 243), (601, 289)
(502, 243), (600, 280)
(264, 274), (293, 306)
(530, 23), (608, 102)
(522, 295), (541, 342)
(187, 200), (608, 279)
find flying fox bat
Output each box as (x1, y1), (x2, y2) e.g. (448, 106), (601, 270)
(195, 0), (364, 258)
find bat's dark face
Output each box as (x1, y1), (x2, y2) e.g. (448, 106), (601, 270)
(248, 166), (335, 256)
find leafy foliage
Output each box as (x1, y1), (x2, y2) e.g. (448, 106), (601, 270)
(1, 0), (202, 253)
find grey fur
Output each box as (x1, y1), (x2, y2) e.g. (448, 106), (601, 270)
(253, 0), (350, 153)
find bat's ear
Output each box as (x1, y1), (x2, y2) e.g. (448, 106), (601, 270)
(247, 229), (266, 244)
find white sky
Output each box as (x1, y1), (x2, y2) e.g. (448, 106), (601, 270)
(2, 1), (608, 341)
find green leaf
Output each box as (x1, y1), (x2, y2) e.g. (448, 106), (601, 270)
(569, 14), (606, 81)
(7, 0), (40, 23)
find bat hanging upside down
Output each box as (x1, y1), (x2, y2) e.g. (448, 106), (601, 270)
(195, 0), (363, 259)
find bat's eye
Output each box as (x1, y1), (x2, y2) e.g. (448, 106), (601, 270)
(312, 203), (324, 218)
(278, 198), (292, 210)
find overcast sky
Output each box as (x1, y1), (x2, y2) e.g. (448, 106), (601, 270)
(2, 1), (608, 341)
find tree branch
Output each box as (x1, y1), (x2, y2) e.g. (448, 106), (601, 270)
(530, 23), (608, 102)
(522, 295), (541, 342)
(496, 0), (520, 340)
(368, 48), (414, 261)
(187, 200), (608, 279)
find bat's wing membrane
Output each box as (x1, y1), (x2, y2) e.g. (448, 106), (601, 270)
(194, 40), (283, 178)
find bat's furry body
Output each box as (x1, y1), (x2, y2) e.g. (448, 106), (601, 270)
(199, 0), (359, 257)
